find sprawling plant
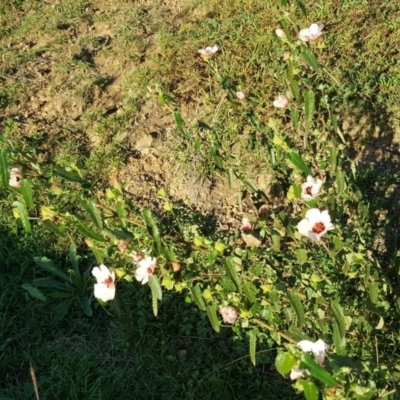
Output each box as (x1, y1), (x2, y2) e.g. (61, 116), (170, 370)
(1, 9), (399, 400)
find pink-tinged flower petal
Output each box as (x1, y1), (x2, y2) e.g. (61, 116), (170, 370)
(129, 251), (143, 263)
(135, 256), (157, 285)
(118, 240), (129, 252)
(290, 367), (304, 380)
(9, 168), (24, 188)
(275, 28), (285, 38)
(273, 95), (289, 108)
(235, 91), (246, 101)
(241, 217), (252, 232)
(313, 339), (330, 365)
(219, 306), (238, 324)
(297, 339), (330, 365)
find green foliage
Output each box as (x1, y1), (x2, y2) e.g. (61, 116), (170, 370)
(2, 0), (400, 399)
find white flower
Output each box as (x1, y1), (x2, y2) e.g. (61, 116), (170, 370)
(273, 95), (289, 108)
(275, 28), (285, 38)
(92, 264), (116, 302)
(301, 176), (323, 200)
(290, 339), (329, 380)
(9, 167), (24, 188)
(290, 367), (305, 380)
(235, 91), (246, 101)
(298, 23), (324, 42)
(297, 209), (334, 241)
(297, 339), (330, 365)
(198, 45), (219, 57)
(135, 256), (156, 285)
(219, 306), (238, 324)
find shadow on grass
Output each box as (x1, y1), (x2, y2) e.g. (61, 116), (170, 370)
(343, 98), (400, 299)
(0, 219), (300, 400)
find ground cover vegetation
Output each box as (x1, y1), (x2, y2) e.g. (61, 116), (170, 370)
(1, 0), (400, 399)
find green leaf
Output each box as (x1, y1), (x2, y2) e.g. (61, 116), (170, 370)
(12, 201), (31, 233)
(53, 165), (88, 184)
(369, 282), (379, 304)
(54, 299), (73, 321)
(332, 323), (346, 356)
(301, 47), (320, 72)
(0, 150), (10, 187)
(31, 278), (70, 290)
(69, 243), (80, 276)
(42, 220), (66, 237)
(288, 61), (300, 100)
(116, 203), (127, 228)
(152, 292), (159, 317)
(330, 299), (346, 344)
(289, 291), (305, 328)
(224, 257), (242, 294)
(301, 379), (319, 400)
(249, 329), (258, 366)
(286, 325), (311, 342)
(304, 90), (315, 146)
(296, 249), (308, 265)
(336, 170), (346, 196)
(174, 111), (185, 134)
(286, 151), (310, 174)
(243, 281), (257, 303)
(190, 284), (206, 311)
(74, 219), (105, 242)
(329, 147), (338, 172)
(275, 352), (296, 376)
(148, 275), (162, 301)
(141, 208), (162, 254)
(292, 108), (300, 130)
(296, 0), (307, 16)
(22, 284), (47, 302)
(81, 199), (103, 230)
(300, 353), (337, 386)
(33, 256), (70, 282)
(82, 295), (93, 317)
(227, 168), (234, 189)
(20, 179), (33, 208)
(206, 302), (220, 333)
(330, 112), (346, 144)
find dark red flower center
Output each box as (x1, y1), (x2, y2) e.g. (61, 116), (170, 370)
(104, 276), (114, 287)
(312, 222), (325, 234)
(305, 186), (313, 195)
(147, 267), (153, 274)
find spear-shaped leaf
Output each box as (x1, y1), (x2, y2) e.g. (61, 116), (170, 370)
(0, 150), (10, 187)
(81, 199), (103, 230)
(12, 201), (31, 233)
(33, 256), (70, 282)
(206, 302), (220, 333)
(224, 257), (242, 294)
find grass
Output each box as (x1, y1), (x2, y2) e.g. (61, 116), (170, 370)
(2, 0), (400, 398)
(0, 212), (298, 399)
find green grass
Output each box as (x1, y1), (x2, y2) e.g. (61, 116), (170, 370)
(2, 0), (400, 398)
(0, 212), (298, 399)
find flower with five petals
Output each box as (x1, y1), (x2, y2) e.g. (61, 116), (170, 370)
(301, 176), (323, 200)
(297, 209), (334, 241)
(92, 264), (116, 302)
(135, 256), (157, 285)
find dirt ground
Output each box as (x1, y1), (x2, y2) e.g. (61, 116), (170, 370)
(0, 0), (260, 232)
